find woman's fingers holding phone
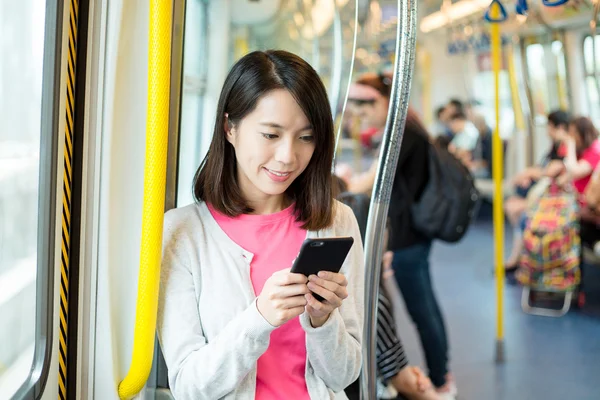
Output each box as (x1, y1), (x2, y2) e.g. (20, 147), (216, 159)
(258, 270), (310, 326)
(306, 284), (342, 308)
(308, 272), (348, 300)
(271, 283), (310, 299)
(273, 268), (308, 285)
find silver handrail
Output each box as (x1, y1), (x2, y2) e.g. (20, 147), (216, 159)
(328, 2), (343, 120)
(332, 0), (359, 170)
(360, 0), (417, 399)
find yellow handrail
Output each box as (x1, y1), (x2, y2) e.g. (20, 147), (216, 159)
(420, 49), (432, 128)
(118, 0), (172, 398)
(490, 2), (506, 363)
(507, 46), (526, 133)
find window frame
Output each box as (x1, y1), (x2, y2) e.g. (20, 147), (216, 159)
(522, 33), (570, 120)
(582, 34), (600, 124)
(12, 0), (62, 398)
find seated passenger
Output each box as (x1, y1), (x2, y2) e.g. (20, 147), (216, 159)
(464, 100), (494, 178)
(503, 110), (570, 273)
(447, 111), (480, 166)
(157, 50), (364, 400)
(433, 105), (449, 137)
(507, 116), (600, 282)
(556, 116), (600, 201)
(580, 166), (600, 278)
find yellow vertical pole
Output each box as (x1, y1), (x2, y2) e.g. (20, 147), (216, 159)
(118, 0), (172, 398)
(421, 49), (432, 127)
(507, 46), (526, 132)
(490, 5), (506, 363)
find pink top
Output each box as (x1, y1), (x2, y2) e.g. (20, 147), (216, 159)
(574, 140), (600, 196)
(208, 203), (310, 400)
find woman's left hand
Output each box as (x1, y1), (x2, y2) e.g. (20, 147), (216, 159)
(305, 271), (348, 328)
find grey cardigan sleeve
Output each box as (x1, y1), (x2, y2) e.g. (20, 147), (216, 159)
(157, 211), (276, 400)
(299, 203), (365, 392)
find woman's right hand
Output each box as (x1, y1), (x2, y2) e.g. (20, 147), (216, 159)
(256, 268), (309, 327)
(544, 160), (565, 178)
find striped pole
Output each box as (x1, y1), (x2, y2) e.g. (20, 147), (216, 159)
(58, 0), (79, 398)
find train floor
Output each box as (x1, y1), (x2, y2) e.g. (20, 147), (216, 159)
(385, 209), (600, 400)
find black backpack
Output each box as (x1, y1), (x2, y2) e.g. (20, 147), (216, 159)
(409, 143), (480, 243)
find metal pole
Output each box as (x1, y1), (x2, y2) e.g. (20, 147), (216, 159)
(359, 0), (417, 398)
(332, 0), (359, 171)
(489, 3), (506, 364)
(329, 2), (343, 121)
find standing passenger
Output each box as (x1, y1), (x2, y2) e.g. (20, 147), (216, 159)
(157, 50), (364, 400)
(344, 73), (457, 400)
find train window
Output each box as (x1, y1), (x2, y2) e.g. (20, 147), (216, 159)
(471, 51), (514, 139)
(177, 0), (209, 207)
(526, 43), (551, 121)
(525, 38), (569, 123)
(583, 35), (600, 125)
(551, 40), (569, 111)
(0, 0), (59, 398)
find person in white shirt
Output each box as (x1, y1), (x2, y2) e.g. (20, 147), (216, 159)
(157, 50), (365, 400)
(448, 110), (480, 153)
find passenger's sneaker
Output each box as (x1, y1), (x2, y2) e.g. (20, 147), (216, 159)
(435, 373), (458, 398)
(435, 392), (456, 400)
(445, 373), (458, 396)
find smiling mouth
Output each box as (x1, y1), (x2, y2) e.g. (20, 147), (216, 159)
(265, 168), (292, 177)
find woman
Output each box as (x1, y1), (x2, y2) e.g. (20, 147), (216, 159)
(342, 73), (457, 400)
(503, 110), (570, 275)
(157, 50), (364, 400)
(556, 116), (600, 198)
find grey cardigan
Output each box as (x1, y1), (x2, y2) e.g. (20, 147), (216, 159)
(157, 201), (365, 399)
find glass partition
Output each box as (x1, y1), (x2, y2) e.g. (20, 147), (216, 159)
(0, 0), (57, 398)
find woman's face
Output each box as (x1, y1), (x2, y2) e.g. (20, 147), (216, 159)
(226, 89), (316, 208)
(354, 96), (389, 130)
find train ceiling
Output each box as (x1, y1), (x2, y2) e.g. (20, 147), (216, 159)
(419, 0), (595, 35)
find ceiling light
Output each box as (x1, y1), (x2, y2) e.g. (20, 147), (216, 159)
(421, 0), (491, 33)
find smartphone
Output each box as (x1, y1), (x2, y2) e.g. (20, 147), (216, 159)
(291, 237), (354, 301)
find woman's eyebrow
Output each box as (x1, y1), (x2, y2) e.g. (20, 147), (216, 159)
(259, 122), (313, 131)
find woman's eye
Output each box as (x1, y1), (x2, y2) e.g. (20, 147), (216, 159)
(300, 135), (315, 143)
(261, 133), (278, 140)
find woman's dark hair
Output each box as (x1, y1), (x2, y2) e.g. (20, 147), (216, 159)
(436, 106), (446, 119)
(547, 110), (571, 130)
(570, 116), (599, 152)
(448, 98), (464, 111)
(355, 72), (393, 98)
(449, 110), (467, 121)
(193, 50), (335, 230)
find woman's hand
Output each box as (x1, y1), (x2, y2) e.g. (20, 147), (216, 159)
(556, 172), (572, 188)
(544, 160), (565, 178)
(554, 128), (569, 143)
(391, 366), (436, 399)
(305, 271), (349, 328)
(256, 269), (310, 327)
(512, 170), (531, 188)
(382, 251), (395, 279)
